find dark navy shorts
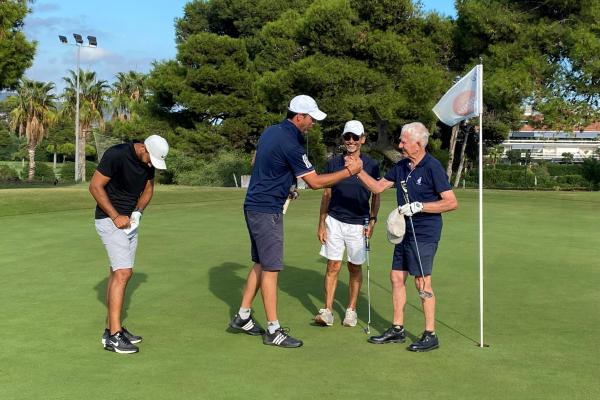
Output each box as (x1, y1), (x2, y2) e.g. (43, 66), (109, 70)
(391, 240), (438, 276)
(244, 210), (284, 271)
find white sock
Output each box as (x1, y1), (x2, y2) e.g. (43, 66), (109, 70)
(267, 320), (280, 334)
(238, 307), (251, 320)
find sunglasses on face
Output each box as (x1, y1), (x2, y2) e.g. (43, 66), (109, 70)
(342, 133), (361, 141)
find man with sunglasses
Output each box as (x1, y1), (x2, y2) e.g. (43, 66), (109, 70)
(230, 95), (363, 348)
(89, 135), (169, 354)
(315, 120), (380, 327)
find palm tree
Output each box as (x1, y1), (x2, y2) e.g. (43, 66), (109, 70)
(111, 71), (147, 121)
(9, 79), (57, 181)
(62, 69), (109, 182)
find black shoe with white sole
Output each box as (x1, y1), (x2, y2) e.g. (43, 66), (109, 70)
(104, 331), (139, 354)
(229, 314), (265, 336)
(367, 326), (406, 344)
(408, 331), (439, 352)
(262, 327), (303, 348)
(121, 326), (142, 344)
(101, 327), (142, 347)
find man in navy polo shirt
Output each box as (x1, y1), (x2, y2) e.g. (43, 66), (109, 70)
(357, 122), (458, 352)
(229, 95), (363, 348)
(315, 120), (380, 328)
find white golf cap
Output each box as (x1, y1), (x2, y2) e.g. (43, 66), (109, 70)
(288, 95), (327, 121)
(342, 120), (364, 136)
(144, 134), (169, 170)
(386, 208), (406, 244)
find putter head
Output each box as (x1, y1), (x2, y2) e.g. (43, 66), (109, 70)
(364, 327), (370, 334)
(418, 290), (434, 299)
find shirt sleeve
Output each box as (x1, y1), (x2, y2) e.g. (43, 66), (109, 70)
(431, 161), (452, 193)
(372, 161), (381, 180)
(384, 163), (399, 182)
(96, 146), (120, 178)
(284, 142), (315, 177)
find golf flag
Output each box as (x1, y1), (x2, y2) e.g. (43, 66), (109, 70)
(433, 65), (483, 126)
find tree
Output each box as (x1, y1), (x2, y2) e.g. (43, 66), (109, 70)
(9, 79), (57, 181)
(0, 0), (36, 90)
(61, 70), (109, 182)
(150, 0), (454, 163)
(581, 157), (600, 190)
(111, 71), (147, 121)
(561, 152), (574, 163)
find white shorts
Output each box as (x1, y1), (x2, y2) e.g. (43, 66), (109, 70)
(95, 218), (138, 270)
(319, 215), (366, 264)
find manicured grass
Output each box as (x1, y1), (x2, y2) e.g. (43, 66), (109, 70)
(0, 186), (598, 399)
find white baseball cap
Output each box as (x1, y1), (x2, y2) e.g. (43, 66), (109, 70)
(386, 208), (406, 244)
(144, 135), (169, 170)
(288, 95), (327, 121)
(342, 120), (364, 136)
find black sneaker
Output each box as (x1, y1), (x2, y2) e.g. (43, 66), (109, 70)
(263, 327), (303, 348)
(229, 314), (265, 336)
(122, 326), (142, 344)
(104, 331), (139, 354)
(367, 326), (406, 344)
(101, 329), (110, 348)
(408, 331), (439, 352)
(101, 327), (142, 347)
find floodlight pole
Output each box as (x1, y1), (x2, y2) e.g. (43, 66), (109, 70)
(59, 33), (97, 183)
(75, 44), (81, 182)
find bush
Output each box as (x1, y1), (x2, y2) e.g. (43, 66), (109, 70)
(172, 150), (253, 187)
(21, 162), (56, 181)
(0, 164), (19, 181)
(60, 161), (97, 182)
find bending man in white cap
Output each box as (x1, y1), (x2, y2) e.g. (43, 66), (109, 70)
(315, 120), (380, 328)
(89, 134), (169, 354)
(229, 95), (363, 348)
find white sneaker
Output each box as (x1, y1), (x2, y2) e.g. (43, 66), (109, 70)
(343, 308), (358, 327)
(315, 308), (334, 326)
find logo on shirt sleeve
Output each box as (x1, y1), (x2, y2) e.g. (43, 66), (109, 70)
(302, 154), (313, 169)
(416, 177), (422, 185)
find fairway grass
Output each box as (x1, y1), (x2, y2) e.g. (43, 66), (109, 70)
(0, 186), (598, 399)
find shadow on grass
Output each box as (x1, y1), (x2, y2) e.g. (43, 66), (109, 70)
(207, 261), (390, 334)
(369, 277), (480, 345)
(94, 271), (149, 322)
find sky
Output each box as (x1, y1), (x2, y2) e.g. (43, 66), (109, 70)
(23, 0), (456, 94)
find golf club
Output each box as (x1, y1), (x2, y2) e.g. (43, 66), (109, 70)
(363, 217), (371, 334)
(399, 180), (433, 299)
(282, 184), (297, 214)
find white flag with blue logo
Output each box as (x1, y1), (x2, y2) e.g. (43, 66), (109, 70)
(432, 65), (482, 126)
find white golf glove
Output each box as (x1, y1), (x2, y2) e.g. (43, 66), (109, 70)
(123, 211), (142, 235)
(399, 201), (423, 216)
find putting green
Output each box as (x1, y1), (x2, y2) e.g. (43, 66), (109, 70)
(0, 186), (598, 399)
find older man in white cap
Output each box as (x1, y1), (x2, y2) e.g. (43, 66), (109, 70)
(89, 134), (169, 354)
(315, 120), (380, 328)
(229, 95), (363, 348)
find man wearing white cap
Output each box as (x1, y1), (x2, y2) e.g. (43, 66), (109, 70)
(230, 95), (363, 348)
(89, 134), (169, 354)
(315, 120), (380, 328)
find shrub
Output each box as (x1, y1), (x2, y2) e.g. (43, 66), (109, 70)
(21, 162), (56, 181)
(0, 164), (19, 181)
(60, 161), (97, 182)
(172, 150), (253, 187)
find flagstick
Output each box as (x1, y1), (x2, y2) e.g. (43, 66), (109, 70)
(478, 64), (485, 348)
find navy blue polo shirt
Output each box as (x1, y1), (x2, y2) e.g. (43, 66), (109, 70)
(244, 119), (314, 213)
(384, 153), (451, 242)
(327, 154), (380, 225)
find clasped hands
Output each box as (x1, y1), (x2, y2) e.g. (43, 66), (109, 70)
(344, 156), (363, 175)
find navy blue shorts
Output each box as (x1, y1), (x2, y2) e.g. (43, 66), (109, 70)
(391, 240), (438, 276)
(244, 210), (284, 271)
